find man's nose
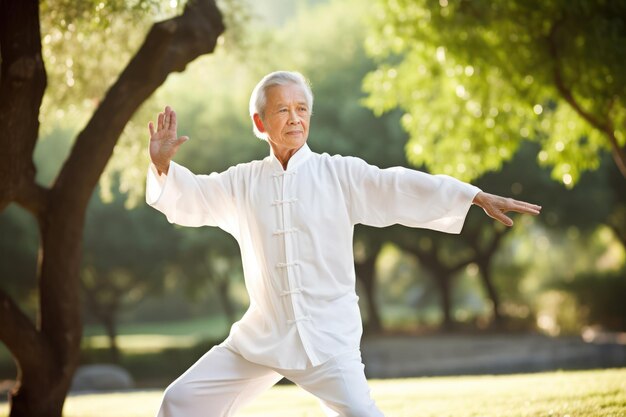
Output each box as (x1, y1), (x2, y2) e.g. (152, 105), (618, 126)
(288, 108), (300, 124)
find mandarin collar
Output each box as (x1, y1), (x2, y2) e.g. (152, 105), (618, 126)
(269, 143), (313, 172)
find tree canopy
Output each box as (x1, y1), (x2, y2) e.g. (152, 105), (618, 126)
(363, 0), (626, 185)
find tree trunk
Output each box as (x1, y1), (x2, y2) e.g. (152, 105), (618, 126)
(355, 253), (383, 334)
(394, 238), (470, 331)
(436, 274), (454, 330)
(218, 279), (237, 325)
(0, 0), (46, 214)
(8, 382), (66, 417)
(15, 197), (87, 417)
(103, 314), (120, 364)
(0, 1), (225, 416)
(81, 277), (123, 363)
(477, 261), (502, 327)
(468, 228), (508, 328)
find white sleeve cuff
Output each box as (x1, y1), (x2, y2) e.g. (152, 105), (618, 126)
(146, 162), (170, 206)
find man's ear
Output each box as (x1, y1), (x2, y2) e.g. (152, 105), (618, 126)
(253, 113), (266, 133)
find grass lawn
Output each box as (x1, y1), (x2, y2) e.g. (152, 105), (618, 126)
(81, 316), (231, 353)
(1, 368), (624, 417)
(82, 316), (231, 338)
(1, 317), (230, 366)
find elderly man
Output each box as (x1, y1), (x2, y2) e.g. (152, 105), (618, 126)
(146, 71), (541, 417)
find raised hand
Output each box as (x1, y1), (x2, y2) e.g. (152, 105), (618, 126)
(472, 192), (542, 227)
(149, 106), (189, 175)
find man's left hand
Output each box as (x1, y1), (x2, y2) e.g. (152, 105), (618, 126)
(472, 192), (541, 227)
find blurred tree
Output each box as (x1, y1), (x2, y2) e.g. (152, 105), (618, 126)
(389, 143), (559, 330)
(81, 188), (181, 362)
(0, 1), (224, 416)
(537, 159), (625, 334)
(606, 162), (626, 248)
(364, 0), (626, 185)
(353, 228), (385, 333)
(391, 226), (478, 330)
(174, 227), (245, 326)
(464, 224), (509, 326)
(556, 269), (626, 331)
(479, 145), (626, 335)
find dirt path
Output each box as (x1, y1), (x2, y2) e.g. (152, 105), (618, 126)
(360, 332), (626, 378)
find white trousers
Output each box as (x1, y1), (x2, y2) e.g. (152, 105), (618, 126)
(156, 345), (384, 417)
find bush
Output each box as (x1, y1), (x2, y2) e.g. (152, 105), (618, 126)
(555, 269), (626, 331)
(80, 339), (221, 387)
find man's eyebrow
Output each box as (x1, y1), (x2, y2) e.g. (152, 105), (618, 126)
(273, 101), (309, 108)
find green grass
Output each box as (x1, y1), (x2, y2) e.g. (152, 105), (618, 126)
(0, 317), (230, 365)
(83, 316), (231, 338)
(81, 316), (231, 353)
(1, 368), (624, 417)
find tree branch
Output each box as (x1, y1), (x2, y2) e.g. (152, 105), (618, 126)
(547, 20), (626, 178)
(0, 288), (50, 373)
(449, 257), (474, 275)
(397, 243), (434, 269)
(53, 0), (225, 209)
(15, 182), (49, 218)
(0, 0), (47, 211)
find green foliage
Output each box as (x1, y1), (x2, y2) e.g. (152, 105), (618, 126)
(171, 225), (247, 317)
(364, 0), (626, 185)
(36, 0), (194, 209)
(493, 220), (625, 335)
(554, 268), (626, 331)
(100, 42), (268, 207)
(36, 0), (253, 206)
(41, 0), (166, 28)
(38, 0), (173, 134)
(81, 187), (181, 318)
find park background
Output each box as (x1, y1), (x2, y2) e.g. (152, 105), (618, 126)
(0, 0), (625, 416)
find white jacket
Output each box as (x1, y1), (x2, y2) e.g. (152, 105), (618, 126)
(146, 143), (480, 369)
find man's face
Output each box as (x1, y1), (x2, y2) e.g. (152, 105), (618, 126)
(255, 83), (311, 154)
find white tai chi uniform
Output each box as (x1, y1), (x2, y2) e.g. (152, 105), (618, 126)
(146, 143), (480, 416)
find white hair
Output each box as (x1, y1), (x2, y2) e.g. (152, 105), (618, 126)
(249, 71), (314, 140)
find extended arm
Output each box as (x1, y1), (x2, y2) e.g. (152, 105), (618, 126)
(145, 106), (237, 233)
(342, 156), (540, 231)
(344, 157), (481, 233)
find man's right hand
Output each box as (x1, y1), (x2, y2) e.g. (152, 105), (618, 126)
(149, 105), (189, 175)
